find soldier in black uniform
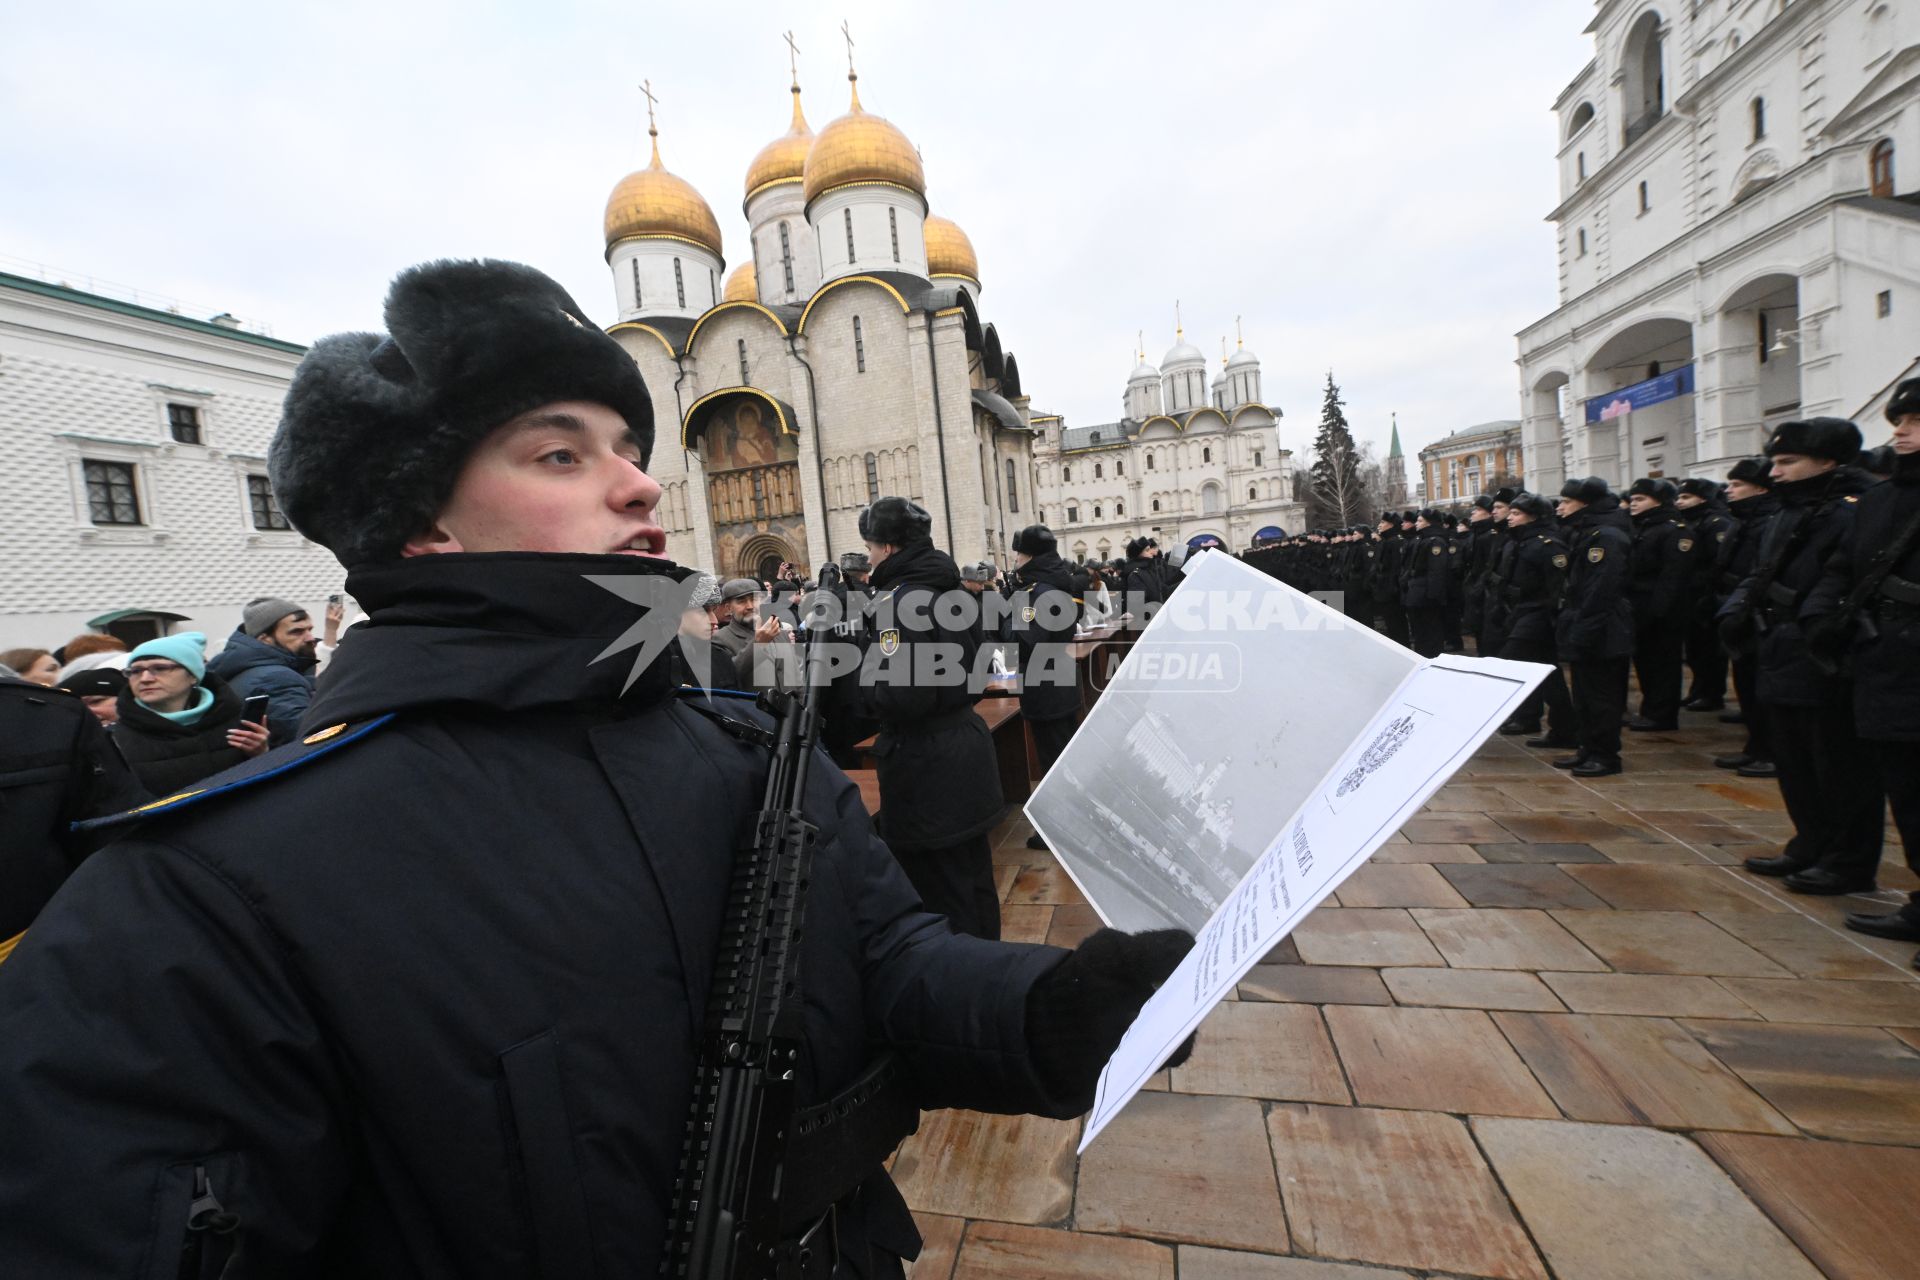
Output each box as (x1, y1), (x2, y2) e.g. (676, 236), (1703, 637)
(0, 261), (1193, 1277)
(1722, 418), (1881, 895)
(1554, 477), (1635, 776)
(1342, 527), (1375, 623)
(1492, 494), (1577, 745)
(1478, 495), (1518, 661)
(1463, 496), (1498, 645)
(1400, 509), (1452, 657)
(1675, 477), (1736, 711)
(1624, 477), (1699, 732)
(1122, 536), (1167, 618)
(1442, 512), (1470, 651)
(1713, 459), (1778, 776)
(1007, 524), (1084, 852)
(1370, 512), (1408, 644)
(1806, 381), (1920, 955)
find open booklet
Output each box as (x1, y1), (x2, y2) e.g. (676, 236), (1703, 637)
(1023, 550), (1549, 1152)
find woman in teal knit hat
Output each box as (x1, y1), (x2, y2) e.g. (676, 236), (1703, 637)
(113, 632), (268, 794)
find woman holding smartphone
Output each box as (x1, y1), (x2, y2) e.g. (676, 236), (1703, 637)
(113, 632), (269, 794)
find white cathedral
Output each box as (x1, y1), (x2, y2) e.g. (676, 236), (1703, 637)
(598, 49), (1300, 581)
(1027, 326), (1302, 564)
(600, 56), (1039, 582)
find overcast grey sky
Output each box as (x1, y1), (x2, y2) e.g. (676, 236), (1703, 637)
(2, 1), (1593, 463)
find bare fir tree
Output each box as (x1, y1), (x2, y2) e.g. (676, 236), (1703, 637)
(1307, 372), (1370, 527)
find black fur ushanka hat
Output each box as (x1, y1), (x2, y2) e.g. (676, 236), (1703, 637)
(269, 259), (655, 566)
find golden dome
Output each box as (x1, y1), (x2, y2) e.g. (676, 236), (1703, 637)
(802, 76), (926, 205)
(744, 84), (814, 202)
(923, 215), (979, 282)
(722, 262), (757, 303)
(603, 132), (724, 258)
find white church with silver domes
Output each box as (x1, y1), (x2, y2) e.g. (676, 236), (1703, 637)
(598, 49), (1033, 582)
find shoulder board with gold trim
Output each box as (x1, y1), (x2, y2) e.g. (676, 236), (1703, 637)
(74, 714), (398, 834)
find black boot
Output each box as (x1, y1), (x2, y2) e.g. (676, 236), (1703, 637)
(1843, 912), (1920, 942)
(1743, 853), (1813, 877)
(1784, 866), (1878, 896)
(1570, 756), (1623, 778)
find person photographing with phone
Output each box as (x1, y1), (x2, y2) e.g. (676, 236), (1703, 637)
(206, 596), (322, 745)
(112, 632), (270, 794)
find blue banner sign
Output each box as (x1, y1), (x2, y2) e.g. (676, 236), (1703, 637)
(1585, 363), (1695, 424)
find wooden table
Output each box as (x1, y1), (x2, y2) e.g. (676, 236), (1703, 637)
(847, 768), (881, 817)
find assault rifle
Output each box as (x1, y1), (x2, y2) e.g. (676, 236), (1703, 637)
(661, 569), (919, 1279)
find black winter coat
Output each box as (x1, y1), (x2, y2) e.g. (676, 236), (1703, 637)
(1122, 555), (1167, 613)
(1557, 498), (1635, 661)
(1722, 466), (1876, 707)
(1680, 503), (1736, 597)
(1717, 493), (1779, 601)
(1370, 531), (1404, 604)
(1498, 526), (1570, 647)
(0, 554), (1073, 1278)
(1400, 529), (1451, 610)
(111, 674), (252, 796)
(0, 681), (146, 942)
(1627, 507), (1699, 625)
(1806, 449), (1920, 740)
(845, 540), (1005, 852)
(1008, 551), (1083, 723)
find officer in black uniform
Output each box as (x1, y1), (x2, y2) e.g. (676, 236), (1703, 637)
(1400, 509), (1452, 657)
(1554, 476), (1635, 776)
(1493, 493), (1577, 746)
(0, 261), (1193, 1277)
(1623, 477), (1698, 732)
(1722, 418), (1881, 895)
(1005, 525), (1085, 852)
(1463, 496), (1498, 643)
(1675, 478), (1736, 711)
(841, 497), (1008, 939)
(1342, 527), (1375, 623)
(1713, 458), (1779, 776)
(0, 677), (146, 953)
(1805, 380), (1920, 955)
(1478, 494), (1518, 660)
(1370, 512), (1408, 644)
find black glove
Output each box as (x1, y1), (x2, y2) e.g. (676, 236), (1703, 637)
(1024, 927), (1196, 1110)
(1804, 614), (1852, 677)
(1717, 611), (1753, 652)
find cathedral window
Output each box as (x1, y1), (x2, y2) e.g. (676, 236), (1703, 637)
(1094, 462), (1102, 479)
(1750, 97), (1766, 143)
(1576, 151), (1586, 182)
(853, 317), (866, 373)
(844, 209), (856, 262)
(1093, 505), (1102, 519)
(1249, 486), (1257, 502)
(1253, 450), (1262, 467)
(1067, 505), (1079, 523)
(865, 452), (879, 502)
(1006, 458), (1018, 512)
(1151, 498), (1160, 512)
(779, 221), (795, 292)
(674, 258), (685, 308)
(1116, 459), (1124, 476)
(83, 459), (142, 525)
(1638, 181), (1650, 214)
(1577, 228), (1587, 256)
(710, 269), (717, 302)
(1203, 447), (1211, 463)
(889, 208), (900, 262)
(631, 259), (643, 308)
(1147, 453), (1155, 470)
(248, 474), (289, 530)
(167, 403), (202, 444)
(737, 339), (750, 383)
(1062, 464), (1070, 482)
(1115, 500), (1124, 516)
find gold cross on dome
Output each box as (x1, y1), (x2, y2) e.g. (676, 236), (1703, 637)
(783, 30), (801, 82)
(841, 20), (856, 77)
(638, 79), (659, 136)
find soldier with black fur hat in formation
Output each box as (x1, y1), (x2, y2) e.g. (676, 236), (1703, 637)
(1442, 512), (1470, 650)
(1342, 527), (1376, 623)
(1713, 457), (1780, 778)
(1492, 493), (1578, 746)
(1801, 382), (1920, 960)
(840, 495), (1009, 939)
(1721, 417), (1882, 896)
(1462, 494), (1500, 643)
(1478, 490), (1520, 659)
(1674, 477), (1736, 711)
(1400, 509), (1453, 657)
(1623, 477), (1700, 732)
(1122, 535), (1167, 617)
(1554, 476), (1636, 776)
(1007, 525), (1086, 852)
(0, 260), (1196, 1276)
(1369, 511), (1409, 644)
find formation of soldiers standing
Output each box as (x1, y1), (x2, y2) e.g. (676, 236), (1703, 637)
(1246, 390), (1920, 966)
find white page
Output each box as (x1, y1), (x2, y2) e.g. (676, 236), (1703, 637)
(1026, 551), (1420, 934)
(1078, 654), (1547, 1152)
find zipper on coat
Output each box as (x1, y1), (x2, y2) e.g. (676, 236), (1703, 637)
(178, 1164), (240, 1280)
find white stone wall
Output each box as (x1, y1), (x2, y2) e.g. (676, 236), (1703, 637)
(609, 239), (723, 323)
(746, 186), (820, 306)
(0, 279), (339, 651)
(808, 187), (929, 285)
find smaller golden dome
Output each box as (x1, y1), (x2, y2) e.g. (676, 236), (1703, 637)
(923, 215), (979, 282)
(722, 263), (757, 303)
(604, 132), (724, 259)
(744, 85), (814, 202)
(802, 76), (926, 205)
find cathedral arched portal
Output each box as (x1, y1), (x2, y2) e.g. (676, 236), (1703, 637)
(688, 390), (809, 580)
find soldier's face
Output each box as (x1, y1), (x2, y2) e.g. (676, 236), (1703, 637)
(1628, 494), (1658, 515)
(405, 401), (666, 558)
(1557, 497), (1585, 519)
(1469, 508), (1489, 523)
(1769, 453), (1836, 483)
(1507, 510), (1534, 527)
(1892, 413), (1920, 454)
(1492, 502), (1510, 521)
(1725, 479), (1764, 501)
(1674, 492), (1703, 509)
